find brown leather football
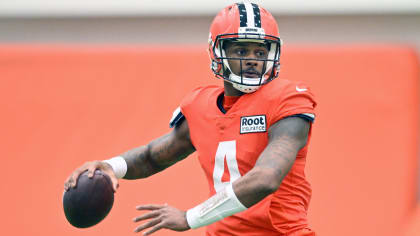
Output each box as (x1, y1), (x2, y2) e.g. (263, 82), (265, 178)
(63, 170), (114, 228)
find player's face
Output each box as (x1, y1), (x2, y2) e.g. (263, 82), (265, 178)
(224, 41), (269, 78)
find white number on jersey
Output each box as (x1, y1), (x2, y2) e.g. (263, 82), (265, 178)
(213, 141), (242, 192)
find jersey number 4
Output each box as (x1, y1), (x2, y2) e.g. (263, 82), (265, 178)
(213, 141), (242, 192)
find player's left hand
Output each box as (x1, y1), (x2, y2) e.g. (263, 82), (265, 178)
(133, 204), (190, 235)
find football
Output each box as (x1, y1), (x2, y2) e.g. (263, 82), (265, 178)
(63, 170), (114, 228)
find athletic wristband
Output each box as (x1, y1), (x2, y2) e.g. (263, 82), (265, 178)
(186, 183), (247, 229)
(102, 156), (127, 179)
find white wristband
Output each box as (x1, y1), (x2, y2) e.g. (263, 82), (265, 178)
(102, 156), (127, 179)
(186, 183), (247, 229)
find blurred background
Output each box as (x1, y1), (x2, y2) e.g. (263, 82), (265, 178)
(1, 0), (419, 236)
(1, 0), (420, 46)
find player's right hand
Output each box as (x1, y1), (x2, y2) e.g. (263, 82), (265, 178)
(64, 161), (119, 192)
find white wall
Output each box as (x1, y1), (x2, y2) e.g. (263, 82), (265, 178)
(0, 0), (419, 17)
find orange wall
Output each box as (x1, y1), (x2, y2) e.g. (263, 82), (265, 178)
(1, 44), (418, 236)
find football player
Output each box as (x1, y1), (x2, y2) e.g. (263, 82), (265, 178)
(64, 2), (317, 236)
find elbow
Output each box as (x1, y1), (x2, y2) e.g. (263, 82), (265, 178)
(253, 169), (282, 194)
(262, 175), (281, 194)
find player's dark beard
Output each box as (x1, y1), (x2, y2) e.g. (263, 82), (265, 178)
(241, 68), (261, 78)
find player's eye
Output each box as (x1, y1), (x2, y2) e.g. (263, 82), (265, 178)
(255, 50), (268, 58)
(234, 48), (247, 57)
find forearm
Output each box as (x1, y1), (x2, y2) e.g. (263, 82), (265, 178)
(233, 137), (298, 207)
(121, 126), (195, 179)
(121, 144), (160, 179)
(121, 133), (178, 179)
(230, 168), (275, 208)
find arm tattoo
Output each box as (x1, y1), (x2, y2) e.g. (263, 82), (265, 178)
(257, 117), (310, 180)
(120, 120), (195, 179)
(121, 144), (156, 179)
(257, 136), (297, 181)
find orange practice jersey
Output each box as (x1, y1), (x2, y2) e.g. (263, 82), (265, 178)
(179, 78), (317, 235)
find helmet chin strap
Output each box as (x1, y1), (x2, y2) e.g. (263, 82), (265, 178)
(228, 73), (262, 93)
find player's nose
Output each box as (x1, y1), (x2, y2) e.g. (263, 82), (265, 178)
(244, 59), (258, 67)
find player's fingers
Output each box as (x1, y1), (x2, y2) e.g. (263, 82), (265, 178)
(143, 222), (164, 236)
(106, 172), (119, 192)
(87, 165), (97, 178)
(70, 169), (84, 188)
(64, 178), (75, 191)
(133, 210), (160, 222)
(136, 204), (166, 211)
(64, 176), (72, 191)
(100, 163), (119, 192)
(134, 218), (161, 233)
(112, 179), (119, 192)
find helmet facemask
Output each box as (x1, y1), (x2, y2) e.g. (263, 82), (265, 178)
(211, 32), (281, 93)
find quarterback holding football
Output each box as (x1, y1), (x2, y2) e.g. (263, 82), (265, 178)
(64, 2), (317, 236)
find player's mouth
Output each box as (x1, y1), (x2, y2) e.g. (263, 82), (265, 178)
(242, 70), (261, 78)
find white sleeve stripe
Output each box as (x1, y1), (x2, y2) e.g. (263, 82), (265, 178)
(169, 107), (184, 128)
(288, 113), (315, 122)
(170, 107), (181, 123)
(302, 113), (315, 119)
